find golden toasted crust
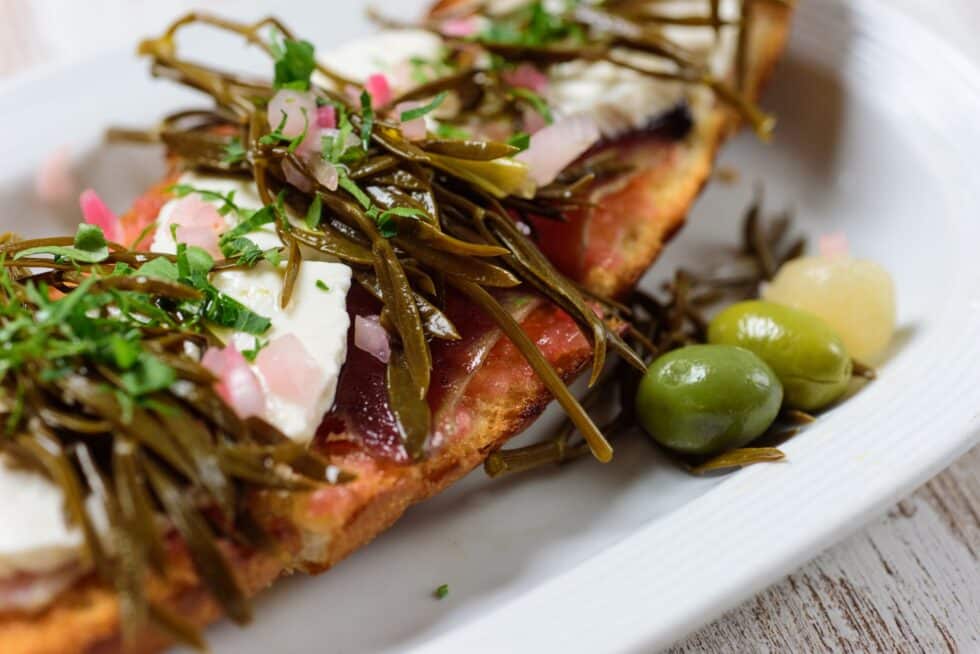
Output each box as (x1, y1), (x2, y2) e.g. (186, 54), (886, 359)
(0, 6), (792, 652)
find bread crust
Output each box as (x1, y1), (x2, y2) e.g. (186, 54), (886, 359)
(0, 6), (792, 652)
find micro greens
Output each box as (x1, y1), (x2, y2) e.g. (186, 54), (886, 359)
(434, 123), (471, 140)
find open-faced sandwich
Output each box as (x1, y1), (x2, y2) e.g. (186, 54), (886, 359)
(0, 1), (811, 651)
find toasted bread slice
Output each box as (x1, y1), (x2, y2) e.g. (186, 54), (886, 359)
(0, 4), (792, 652)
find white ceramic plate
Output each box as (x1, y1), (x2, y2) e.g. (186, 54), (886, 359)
(2, 1), (980, 652)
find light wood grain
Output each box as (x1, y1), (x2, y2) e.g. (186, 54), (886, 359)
(669, 445), (980, 653)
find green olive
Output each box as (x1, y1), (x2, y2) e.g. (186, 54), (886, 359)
(635, 345), (783, 456)
(707, 300), (853, 411)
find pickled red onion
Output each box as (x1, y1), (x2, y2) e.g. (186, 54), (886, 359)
(395, 101), (428, 141)
(354, 315), (391, 364)
(516, 115), (600, 187)
(364, 74), (392, 108)
(201, 345), (266, 418)
(503, 64), (549, 94)
(255, 334), (323, 412)
(316, 105), (337, 129)
(79, 189), (120, 242)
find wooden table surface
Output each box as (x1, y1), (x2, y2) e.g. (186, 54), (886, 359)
(2, 1), (979, 652)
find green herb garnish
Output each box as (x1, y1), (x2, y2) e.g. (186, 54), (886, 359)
(360, 90), (375, 151)
(169, 184), (241, 217)
(221, 137), (247, 165)
(259, 108), (309, 153)
(271, 37), (316, 91)
(507, 131), (531, 152)
(400, 91), (448, 122)
(305, 193), (323, 230)
(510, 88), (553, 124)
(15, 223), (110, 264)
(434, 584), (449, 600)
(315, 280), (330, 292)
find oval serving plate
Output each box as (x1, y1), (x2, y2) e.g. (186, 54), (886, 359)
(1, 1), (979, 652)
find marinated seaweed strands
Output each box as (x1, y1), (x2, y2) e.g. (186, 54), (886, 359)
(381, 0), (785, 139)
(484, 195), (823, 479)
(0, 237), (346, 646)
(129, 11), (657, 463)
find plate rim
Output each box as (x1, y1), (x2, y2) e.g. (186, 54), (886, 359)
(2, 2), (979, 652)
(403, 2), (980, 651)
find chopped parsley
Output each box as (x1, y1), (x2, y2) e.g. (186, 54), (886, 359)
(271, 37), (316, 91)
(305, 193), (323, 230)
(434, 584), (449, 600)
(241, 338), (268, 363)
(338, 175), (374, 212)
(0, 266), (179, 415)
(434, 123), (471, 140)
(220, 205), (275, 242)
(15, 223), (110, 264)
(510, 87), (554, 124)
(507, 131), (531, 152)
(359, 90), (375, 151)
(315, 279), (330, 292)
(400, 92), (448, 122)
(259, 108), (310, 153)
(338, 176), (425, 239)
(221, 137), (247, 165)
(408, 52), (453, 84)
(321, 108), (365, 166)
(481, 1), (585, 47)
(169, 184), (242, 217)
(220, 237), (281, 267)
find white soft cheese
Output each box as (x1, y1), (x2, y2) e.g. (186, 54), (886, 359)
(0, 461), (84, 578)
(316, 29), (444, 88)
(152, 173), (352, 444)
(213, 261), (351, 443)
(318, 2), (739, 138)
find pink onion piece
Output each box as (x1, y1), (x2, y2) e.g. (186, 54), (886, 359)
(169, 195), (226, 256)
(819, 231), (850, 258)
(516, 115), (601, 187)
(503, 63), (550, 94)
(255, 334), (323, 411)
(282, 158), (314, 193)
(354, 315), (391, 364)
(35, 147), (76, 205)
(364, 74), (392, 108)
(312, 159), (339, 191)
(268, 89), (317, 137)
(316, 105), (337, 129)
(268, 89), (319, 154)
(79, 189), (120, 242)
(395, 101), (428, 141)
(201, 344), (266, 419)
(522, 106), (548, 135)
(441, 16), (480, 37)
